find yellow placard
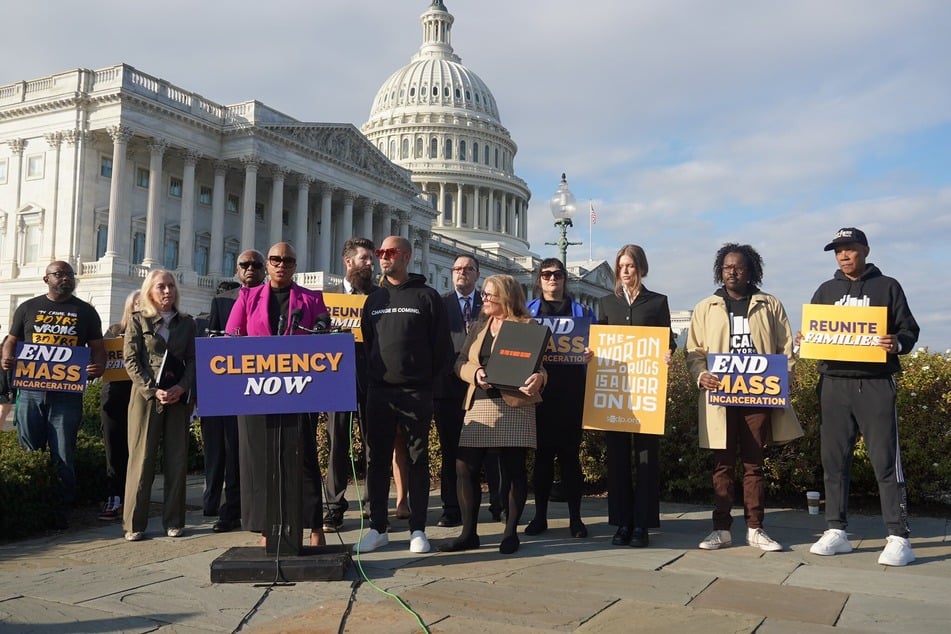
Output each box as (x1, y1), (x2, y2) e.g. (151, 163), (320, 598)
(582, 324), (669, 435)
(101, 338), (130, 382)
(799, 304), (887, 362)
(322, 292), (368, 342)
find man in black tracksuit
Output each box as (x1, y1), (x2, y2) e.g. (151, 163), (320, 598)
(805, 227), (920, 567)
(358, 236), (451, 554)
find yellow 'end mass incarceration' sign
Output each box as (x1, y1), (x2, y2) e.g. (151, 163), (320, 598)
(582, 325), (669, 435)
(322, 293), (368, 342)
(799, 304), (887, 362)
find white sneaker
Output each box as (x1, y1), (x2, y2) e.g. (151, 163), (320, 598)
(747, 527), (782, 552)
(878, 535), (915, 566)
(809, 528), (853, 555)
(699, 529), (732, 550)
(124, 531), (144, 542)
(409, 530), (431, 554)
(166, 527), (184, 538)
(356, 528), (389, 554)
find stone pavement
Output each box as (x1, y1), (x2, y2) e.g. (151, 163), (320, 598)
(1, 475), (949, 633)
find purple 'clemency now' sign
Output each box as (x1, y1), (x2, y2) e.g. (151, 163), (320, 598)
(195, 334), (357, 417)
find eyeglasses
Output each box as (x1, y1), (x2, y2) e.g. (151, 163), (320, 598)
(452, 266), (476, 274)
(721, 265), (748, 273)
(480, 291), (498, 301)
(48, 271), (76, 279)
(375, 247), (404, 260)
(268, 256), (297, 267)
(540, 270), (565, 280)
(238, 261), (264, 270)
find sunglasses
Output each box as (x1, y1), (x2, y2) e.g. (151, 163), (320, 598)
(238, 261), (264, 270)
(374, 247), (404, 259)
(268, 256), (297, 266)
(540, 270), (565, 280)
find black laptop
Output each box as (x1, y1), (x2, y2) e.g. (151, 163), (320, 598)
(484, 320), (552, 390)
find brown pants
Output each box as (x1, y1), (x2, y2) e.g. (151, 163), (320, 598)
(712, 407), (770, 530)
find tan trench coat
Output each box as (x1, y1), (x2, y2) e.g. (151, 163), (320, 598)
(685, 292), (803, 450)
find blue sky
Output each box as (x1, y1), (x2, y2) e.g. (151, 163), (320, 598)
(4, 0), (950, 349)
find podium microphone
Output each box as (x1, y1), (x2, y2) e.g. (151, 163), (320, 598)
(290, 309), (303, 335)
(315, 312), (331, 333)
(276, 314), (287, 336)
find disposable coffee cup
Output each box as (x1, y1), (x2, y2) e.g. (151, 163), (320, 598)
(806, 491), (820, 515)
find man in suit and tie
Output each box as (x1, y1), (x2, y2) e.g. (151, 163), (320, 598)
(201, 248), (265, 532)
(433, 255), (489, 527)
(322, 238), (379, 532)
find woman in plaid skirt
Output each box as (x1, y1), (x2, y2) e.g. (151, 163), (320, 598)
(439, 275), (547, 555)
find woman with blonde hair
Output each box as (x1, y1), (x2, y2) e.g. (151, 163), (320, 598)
(97, 290), (140, 521)
(441, 274), (547, 555)
(123, 271), (196, 541)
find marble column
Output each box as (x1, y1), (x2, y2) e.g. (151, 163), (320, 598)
(418, 228), (431, 276)
(488, 189), (496, 231)
(318, 185), (333, 272)
(360, 199), (375, 241)
(43, 132), (63, 260)
(142, 138), (168, 268)
(104, 127), (132, 259)
(268, 166), (287, 247)
(176, 150), (201, 272)
(240, 156), (260, 251)
(335, 192), (354, 269)
(294, 176), (312, 270)
(208, 161), (227, 276)
(438, 183), (446, 226)
(398, 211), (409, 239)
(455, 184), (464, 228)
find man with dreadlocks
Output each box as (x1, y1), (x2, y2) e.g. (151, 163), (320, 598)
(685, 243), (803, 552)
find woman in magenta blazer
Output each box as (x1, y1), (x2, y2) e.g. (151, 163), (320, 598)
(224, 242), (330, 547)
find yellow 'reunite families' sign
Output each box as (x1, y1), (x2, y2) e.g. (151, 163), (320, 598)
(101, 338), (130, 382)
(582, 325), (669, 435)
(322, 293), (368, 342)
(799, 304), (887, 362)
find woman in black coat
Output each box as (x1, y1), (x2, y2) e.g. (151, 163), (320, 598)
(598, 245), (676, 548)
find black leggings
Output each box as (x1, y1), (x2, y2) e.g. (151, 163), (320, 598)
(456, 446), (527, 540)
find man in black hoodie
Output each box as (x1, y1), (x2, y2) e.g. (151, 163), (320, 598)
(358, 235), (451, 554)
(804, 227), (920, 567)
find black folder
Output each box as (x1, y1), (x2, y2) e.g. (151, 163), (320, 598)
(157, 349), (185, 390)
(484, 320), (551, 390)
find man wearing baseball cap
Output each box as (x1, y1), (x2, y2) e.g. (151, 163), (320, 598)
(803, 227), (920, 566)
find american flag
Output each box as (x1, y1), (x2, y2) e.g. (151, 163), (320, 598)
(590, 202), (597, 225)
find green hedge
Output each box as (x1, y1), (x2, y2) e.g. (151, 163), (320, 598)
(2, 350), (949, 537)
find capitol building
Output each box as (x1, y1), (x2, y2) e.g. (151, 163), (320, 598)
(0, 2), (622, 329)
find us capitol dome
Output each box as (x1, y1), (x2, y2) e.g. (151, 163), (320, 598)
(361, 1), (532, 259)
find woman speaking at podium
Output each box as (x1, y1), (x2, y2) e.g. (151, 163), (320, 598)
(440, 274), (547, 556)
(225, 242), (330, 547)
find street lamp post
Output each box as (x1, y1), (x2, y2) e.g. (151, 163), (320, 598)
(545, 173), (582, 266)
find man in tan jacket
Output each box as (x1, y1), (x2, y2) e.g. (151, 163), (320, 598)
(685, 243), (802, 552)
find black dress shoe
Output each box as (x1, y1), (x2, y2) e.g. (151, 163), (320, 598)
(570, 519), (588, 538)
(436, 513), (461, 528)
(212, 519), (240, 533)
(499, 534), (520, 554)
(438, 534), (480, 552)
(630, 527), (649, 548)
(524, 518), (548, 536)
(612, 526), (632, 546)
(322, 511), (344, 533)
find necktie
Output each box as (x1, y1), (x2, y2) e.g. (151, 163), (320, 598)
(462, 296), (472, 333)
